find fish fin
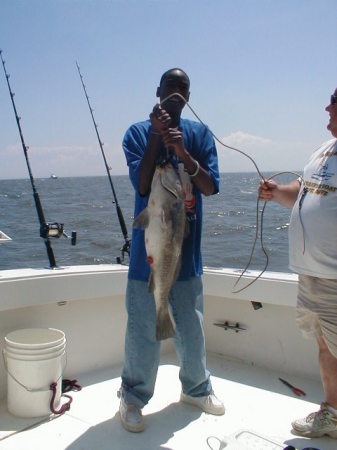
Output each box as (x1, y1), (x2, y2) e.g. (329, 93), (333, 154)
(156, 306), (175, 341)
(148, 271), (155, 293)
(133, 208), (149, 229)
(161, 170), (181, 198)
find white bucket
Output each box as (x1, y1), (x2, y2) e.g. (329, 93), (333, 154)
(5, 346), (65, 361)
(4, 328), (66, 418)
(5, 328), (65, 349)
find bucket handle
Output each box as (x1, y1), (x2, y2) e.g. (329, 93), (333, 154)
(2, 349), (67, 393)
(2, 349), (72, 415)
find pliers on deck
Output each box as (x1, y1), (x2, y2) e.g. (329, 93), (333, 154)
(279, 377), (306, 396)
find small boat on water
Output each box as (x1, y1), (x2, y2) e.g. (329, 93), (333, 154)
(0, 231), (11, 242)
(0, 264), (334, 449)
(50, 174), (58, 179)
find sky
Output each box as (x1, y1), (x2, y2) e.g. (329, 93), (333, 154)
(0, 0), (337, 179)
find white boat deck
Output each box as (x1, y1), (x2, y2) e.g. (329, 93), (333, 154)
(0, 353), (334, 450)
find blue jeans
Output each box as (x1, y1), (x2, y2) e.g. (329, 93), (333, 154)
(120, 277), (212, 409)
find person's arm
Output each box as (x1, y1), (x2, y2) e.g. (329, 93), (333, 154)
(258, 179), (301, 208)
(162, 127), (216, 196)
(138, 105), (171, 196)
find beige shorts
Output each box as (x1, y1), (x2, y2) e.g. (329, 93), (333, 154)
(296, 274), (337, 358)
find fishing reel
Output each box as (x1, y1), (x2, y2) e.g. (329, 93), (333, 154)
(116, 239), (131, 265)
(40, 222), (77, 246)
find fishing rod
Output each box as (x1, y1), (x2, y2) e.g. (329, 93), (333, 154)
(76, 61), (130, 264)
(0, 50), (76, 268)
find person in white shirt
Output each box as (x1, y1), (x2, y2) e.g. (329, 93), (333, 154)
(259, 89), (337, 439)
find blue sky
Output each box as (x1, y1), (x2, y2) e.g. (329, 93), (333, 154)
(0, 0), (336, 179)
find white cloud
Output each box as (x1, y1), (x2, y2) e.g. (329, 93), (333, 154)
(216, 131), (311, 174)
(219, 131), (272, 149)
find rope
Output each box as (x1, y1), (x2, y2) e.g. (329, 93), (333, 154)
(50, 382), (72, 415)
(160, 93), (302, 292)
(160, 93), (265, 180)
(206, 435), (223, 450)
(62, 378), (82, 393)
(50, 378), (82, 415)
(232, 172), (303, 293)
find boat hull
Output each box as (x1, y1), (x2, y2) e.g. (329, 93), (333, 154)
(0, 264), (319, 404)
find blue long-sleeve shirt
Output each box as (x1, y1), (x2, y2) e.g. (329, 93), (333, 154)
(123, 117), (220, 281)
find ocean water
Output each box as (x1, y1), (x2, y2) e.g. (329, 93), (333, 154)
(0, 172), (297, 273)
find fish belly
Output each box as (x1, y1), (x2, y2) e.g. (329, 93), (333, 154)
(145, 182), (184, 340)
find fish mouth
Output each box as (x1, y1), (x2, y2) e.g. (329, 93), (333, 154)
(157, 162), (172, 171)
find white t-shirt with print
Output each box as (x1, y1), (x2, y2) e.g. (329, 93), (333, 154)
(289, 138), (337, 279)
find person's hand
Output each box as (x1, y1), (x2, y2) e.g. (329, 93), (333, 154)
(161, 127), (185, 159)
(149, 104), (171, 134)
(258, 179), (278, 201)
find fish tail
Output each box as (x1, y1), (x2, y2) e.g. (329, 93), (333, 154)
(156, 306), (175, 341)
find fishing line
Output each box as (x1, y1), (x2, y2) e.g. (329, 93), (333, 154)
(76, 62), (131, 264)
(231, 171), (303, 293)
(160, 93), (265, 179)
(160, 93), (302, 292)
(0, 50), (76, 268)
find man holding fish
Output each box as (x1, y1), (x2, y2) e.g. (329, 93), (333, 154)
(118, 68), (224, 432)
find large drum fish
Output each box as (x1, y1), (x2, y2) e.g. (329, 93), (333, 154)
(133, 162), (187, 341)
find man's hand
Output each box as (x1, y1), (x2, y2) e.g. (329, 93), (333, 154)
(162, 127), (186, 159)
(149, 104), (171, 134)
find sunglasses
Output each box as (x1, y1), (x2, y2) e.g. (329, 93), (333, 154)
(331, 94), (337, 105)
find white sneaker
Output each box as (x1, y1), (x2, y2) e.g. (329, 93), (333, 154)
(119, 397), (145, 433)
(180, 391), (225, 415)
(292, 402), (337, 438)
